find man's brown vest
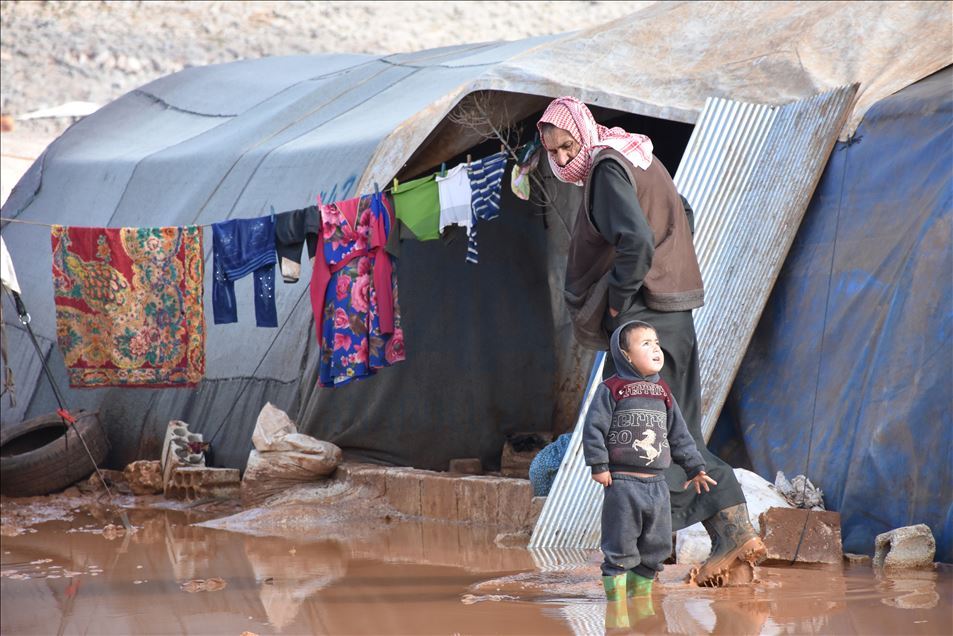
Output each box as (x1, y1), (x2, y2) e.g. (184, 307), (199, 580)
(563, 148), (704, 350)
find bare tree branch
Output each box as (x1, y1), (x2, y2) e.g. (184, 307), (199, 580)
(447, 91), (560, 217)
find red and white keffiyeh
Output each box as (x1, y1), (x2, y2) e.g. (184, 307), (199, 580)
(537, 96), (653, 186)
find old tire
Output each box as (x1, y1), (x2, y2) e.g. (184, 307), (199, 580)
(0, 410), (109, 497)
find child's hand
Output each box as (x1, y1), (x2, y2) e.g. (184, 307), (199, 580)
(592, 471), (612, 487)
(683, 471), (717, 494)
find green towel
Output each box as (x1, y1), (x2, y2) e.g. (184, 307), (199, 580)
(392, 174), (440, 241)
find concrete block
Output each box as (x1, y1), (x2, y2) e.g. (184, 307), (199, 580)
(874, 524), (935, 569)
(167, 467), (240, 501)
(420, 472), (459, 521)
(161, 420), (206, 495)
(759, 507), (842, 564)
(496, 477), (533, 531)
(455, 476), (499, 525)
(386, 470), (422, 517)
(449, 458), (483, 475)
(342, 464), (389, 497)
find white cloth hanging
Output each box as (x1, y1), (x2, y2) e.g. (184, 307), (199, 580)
(0, 236), (21, 294)
(436, 163), (473, 233)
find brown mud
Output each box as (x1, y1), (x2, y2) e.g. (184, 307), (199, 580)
(1, 495), (950, 635)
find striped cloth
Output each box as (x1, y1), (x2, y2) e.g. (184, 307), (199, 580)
(465, 151), (508, 264)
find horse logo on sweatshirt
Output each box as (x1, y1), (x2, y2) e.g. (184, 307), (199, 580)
(632, 429), (666, 464)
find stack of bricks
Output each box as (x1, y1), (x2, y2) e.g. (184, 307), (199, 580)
(160, 420), (240, 501)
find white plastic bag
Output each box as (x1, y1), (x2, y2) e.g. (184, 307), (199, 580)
(252, 402), (298, 451)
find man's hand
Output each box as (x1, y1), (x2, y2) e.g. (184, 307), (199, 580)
(683, 471), (717, 494)
(592, 471), (612, 487)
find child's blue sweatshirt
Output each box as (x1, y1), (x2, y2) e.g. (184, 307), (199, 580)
(583, 321), (705, 478)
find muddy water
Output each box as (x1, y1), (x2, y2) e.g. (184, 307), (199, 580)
(1, 506), (950, 635)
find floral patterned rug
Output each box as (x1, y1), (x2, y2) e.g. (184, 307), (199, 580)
(51, 225), (205, 387)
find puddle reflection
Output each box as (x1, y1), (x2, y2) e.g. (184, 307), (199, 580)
(2, 504), (951, 635)
(1, 506), (562, 635)
(244, 536), (347, 630)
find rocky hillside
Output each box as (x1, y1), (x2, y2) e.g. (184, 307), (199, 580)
(1, 0), (649, 135)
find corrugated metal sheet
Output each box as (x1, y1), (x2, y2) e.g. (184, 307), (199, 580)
(527, 547), (593, 572)
(529, 86), (857, 548)
(683, 85), (858, 442)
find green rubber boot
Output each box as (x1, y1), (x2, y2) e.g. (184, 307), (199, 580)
(602, 574), (630, 629)
(625, 571), (653, 597)
(625, 571), (656, 621)
(602, 573), (628, 601)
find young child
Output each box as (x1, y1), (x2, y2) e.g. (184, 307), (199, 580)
(584, 320), (716, 606)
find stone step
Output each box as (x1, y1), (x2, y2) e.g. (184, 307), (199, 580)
(341, 463), (540, 532)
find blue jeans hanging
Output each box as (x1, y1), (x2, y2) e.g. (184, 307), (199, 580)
(212, 216), (278, 327)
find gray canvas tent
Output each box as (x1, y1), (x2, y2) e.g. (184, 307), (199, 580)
(1, 2), (948, 476)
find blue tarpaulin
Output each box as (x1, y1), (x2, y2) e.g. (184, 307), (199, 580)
(713, 68), (953, 562)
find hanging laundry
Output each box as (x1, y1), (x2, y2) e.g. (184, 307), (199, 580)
(466, 151), (508, 264)
(310, 191), (405, 387)
(274, 206), (320, 283)
(212, 215), (278, 328)
(435, 163), (473, 233)
(511, 143), (541, 201)
(50, 225), (205, 388)
(392, 174), (440, 241)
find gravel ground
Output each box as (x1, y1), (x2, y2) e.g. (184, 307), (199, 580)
(0, 0), (650, 136)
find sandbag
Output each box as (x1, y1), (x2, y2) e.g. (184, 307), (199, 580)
(241, 448), (342, 506)
(263, 432), (340, 454)
(252, 402), (298, 451)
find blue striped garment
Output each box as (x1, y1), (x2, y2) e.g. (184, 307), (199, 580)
(465, 151), (508, 264)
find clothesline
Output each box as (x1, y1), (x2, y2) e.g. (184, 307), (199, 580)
(0, 145), (521, 394)
(1, 216), (56, 227)
(0, 148), (521, 231)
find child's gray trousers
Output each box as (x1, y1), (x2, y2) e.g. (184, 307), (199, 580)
(600, 473), (672, 578)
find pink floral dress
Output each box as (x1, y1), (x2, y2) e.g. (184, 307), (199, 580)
(310, 192), (404, 387)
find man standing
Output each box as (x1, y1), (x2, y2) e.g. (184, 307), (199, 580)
(538, 96), (766, 585)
